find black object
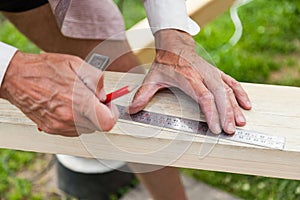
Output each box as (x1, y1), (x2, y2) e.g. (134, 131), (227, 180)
(56, 159), (135, 200)
(0, 0), (48, 12)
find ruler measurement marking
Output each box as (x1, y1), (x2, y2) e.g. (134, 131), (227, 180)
(116, 105), (285, 150)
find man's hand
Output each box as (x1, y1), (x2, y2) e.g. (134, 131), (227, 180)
(0, 52), (118, 137)
(128, 30), (251, 134)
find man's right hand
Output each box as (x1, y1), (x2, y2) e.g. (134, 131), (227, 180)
(0, 52), (119, 137)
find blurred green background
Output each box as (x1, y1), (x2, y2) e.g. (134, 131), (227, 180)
(0, 0), (300, 199)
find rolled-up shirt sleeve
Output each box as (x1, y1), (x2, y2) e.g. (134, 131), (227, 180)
(143, 0), (200, 35)
(0, 42), (17, 87)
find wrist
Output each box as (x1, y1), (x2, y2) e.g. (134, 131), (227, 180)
(155, 29), (194, 48)
(154, 29), (195, 65)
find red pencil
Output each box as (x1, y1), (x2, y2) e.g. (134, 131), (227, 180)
(103, 85), (138, 104)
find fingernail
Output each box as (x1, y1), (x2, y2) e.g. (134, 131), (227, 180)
(226, 122), (235, 134)
(246, 101), (252, 108)
(238, 115), (246, 123)
(99, 89), (106, 102)
(126, 105), (134, 114)
(38, 128), (42, 132)
(213, 124), (222, 134)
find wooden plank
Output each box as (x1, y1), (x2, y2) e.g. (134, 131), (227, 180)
(127, 0), (236, 63)
(0, 71), (300, 180)
(186, 0), (236, 26)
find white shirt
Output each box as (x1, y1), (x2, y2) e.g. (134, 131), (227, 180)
(0, 42), (17, 87)
(0, 0), (199, 87)
(143, 0), (200, 35)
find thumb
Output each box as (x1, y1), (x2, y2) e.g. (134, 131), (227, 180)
(69, 57), (106, 101)
(128, 82), (163, 114)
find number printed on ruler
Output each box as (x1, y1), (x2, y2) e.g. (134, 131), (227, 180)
(116, 105), (285, 150)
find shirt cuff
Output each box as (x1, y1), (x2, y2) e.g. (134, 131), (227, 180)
(0, 42), (18, 87)
(143, 0), (200, 36)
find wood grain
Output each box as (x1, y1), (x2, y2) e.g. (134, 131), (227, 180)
(0, 71), (299, 180)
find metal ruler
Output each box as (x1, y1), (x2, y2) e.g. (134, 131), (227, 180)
(116, 105), (285, 150)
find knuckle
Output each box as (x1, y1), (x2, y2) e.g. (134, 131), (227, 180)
(63, 112), (74, 122)
(239, 90), (249, 99)
(226, 87), (234, 95)
(70, 55), (83, 63)
(230, 80), (244, 91)
(52, 121), (67, 131)
(213, 85), (226, 93)
(226, 109), (235, 117)
(68, 55), (83, 66)
(231, 78), (241, 87)
(199, 91), (214, 102)
(55, 107), (74, 123)
(45, 118), (67, 131)
(135, 98), (148, 107)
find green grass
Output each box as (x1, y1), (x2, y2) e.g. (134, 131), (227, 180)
(182, 169), (300, 200)
(114, 0), (146, 29)
(0, 149), (40, 199)
(183, 0), (300, 200)
(0, 0), (300, 199)
(193, 0), (300, 84)
(0, 21), (39, 53)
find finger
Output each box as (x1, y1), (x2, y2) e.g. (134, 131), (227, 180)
(38, 119), (94, 136)
(221, 72), (252, 110)
(193, 83), (222, 134)
(72, 75), (118, 132)
(29, 101), (98, 135)
(72, 114), (99, 132)
(50, 105), (100, 132)
(81, 94), (119, 132)
(225, 85), (247, 127)
(213, 85), (236, 134)
(46, 119), (94, 135)
(69, 57), (106, 101)
(43, 124), (94, 136)
(32, 109), (76, 132)
(41, 128), (79, 137)
(128, 82), (164, 114)
(26, 113), (78, 136)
